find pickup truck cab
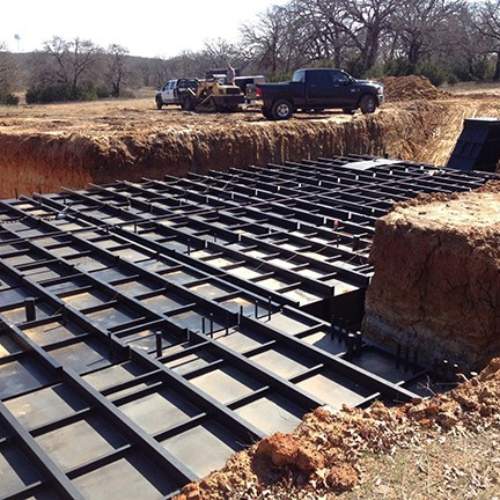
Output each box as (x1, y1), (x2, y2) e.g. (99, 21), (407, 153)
(156, 79), (198, 109)
(257, 68), (384, 120)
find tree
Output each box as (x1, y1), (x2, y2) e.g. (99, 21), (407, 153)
(0, 42), (18, 103)
(203, 38), (245, 69)
(241, 4), (304, 75)
(43, 36), (101, 96)
(107, 44), (129, 97)
(292, 0), (353, 67)
(340, 0), (399, 74)
(391, 0), (465, 70)
(474, 0), (500, 80)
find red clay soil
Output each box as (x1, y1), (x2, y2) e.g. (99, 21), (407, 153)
(176, 357), (500, 499)
(0, 101), (431, 197)
(363, 181), (500, 371)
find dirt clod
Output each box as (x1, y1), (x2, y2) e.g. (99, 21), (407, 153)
(255, 433), (300, 468)
(295, 444), (325, 473)
(255, 433), (324, 474)
(326, 464), (359, 492)
(176, 483), (200, 500)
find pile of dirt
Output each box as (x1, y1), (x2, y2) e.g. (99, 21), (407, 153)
(363, 181), (500, 370)
(176, 357), (500, 499)
(382, 75), (450, 101)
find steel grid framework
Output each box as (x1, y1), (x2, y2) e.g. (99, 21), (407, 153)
(0, 155), (496, 499)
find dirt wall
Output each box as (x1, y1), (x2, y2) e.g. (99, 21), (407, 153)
(363, 183), (500, 371)
(0, 104), (422, 197)
(1, 97), (499, 198)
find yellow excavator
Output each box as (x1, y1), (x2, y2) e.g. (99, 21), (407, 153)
(180, 73), (245, 113)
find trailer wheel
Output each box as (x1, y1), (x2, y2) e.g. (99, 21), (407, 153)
(360, 95), (377, 114)
(271, 99), (293, 120)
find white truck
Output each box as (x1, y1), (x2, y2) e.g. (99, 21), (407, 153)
(155, 79), (198, 109)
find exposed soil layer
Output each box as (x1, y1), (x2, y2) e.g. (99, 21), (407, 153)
(382, 75), (449, 101)
(364, 181), (500, 371)
(1, 88), (500, 198)
(176, 357), (500, 499)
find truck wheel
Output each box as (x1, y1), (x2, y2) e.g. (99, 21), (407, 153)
(360, 95), (377, 114)
(156, 98), (164, 110)
(271, 100), (293, 120)
(182, 96), (194, 111)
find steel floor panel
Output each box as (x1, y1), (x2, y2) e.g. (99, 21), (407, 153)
(0, 442), (43, 497)
(35, 415), (126, 471)
(250, 347), (315, 380)
(234, 392), (303, 435)
(296, 370), (371, 409)
(160, 420), (243, 478)
(4, 384), (87, 430)
(189, 365), (264, 404)
(72, 453), (177, 500)
(118, 389), (200, 435)
(0, 156), (496, 497)
(0, 357), (55, 400)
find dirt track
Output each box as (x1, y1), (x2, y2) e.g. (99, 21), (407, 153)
(0, 90), (500, 198)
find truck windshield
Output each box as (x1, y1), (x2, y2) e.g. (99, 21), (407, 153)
(292, 70), (305, 83)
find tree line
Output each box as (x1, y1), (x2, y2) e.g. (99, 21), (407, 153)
(241, 0), (500, 83)
(0, 0), (499, 105)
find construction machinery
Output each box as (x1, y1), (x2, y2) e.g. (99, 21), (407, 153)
(180, 77), (245, 113)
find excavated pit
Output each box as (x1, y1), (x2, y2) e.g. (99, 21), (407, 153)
(1, 94), (500, 198)
(364, 182), (500, 371)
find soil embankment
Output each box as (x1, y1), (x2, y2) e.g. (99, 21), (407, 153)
(364, 182), (500, 370)
(1, 88), (499, 198)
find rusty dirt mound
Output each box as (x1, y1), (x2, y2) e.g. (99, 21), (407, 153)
(364, 182), (500, 369)
(382, 75), (450, 101)
(364, 181), (500, 370)
(1, 94), (500, 198)
(176, 357), (500, 499)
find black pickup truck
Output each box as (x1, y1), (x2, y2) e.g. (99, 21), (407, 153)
(257, 68), (384, 120)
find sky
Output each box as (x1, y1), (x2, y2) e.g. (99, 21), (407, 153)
(0, 0), (282, 58)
